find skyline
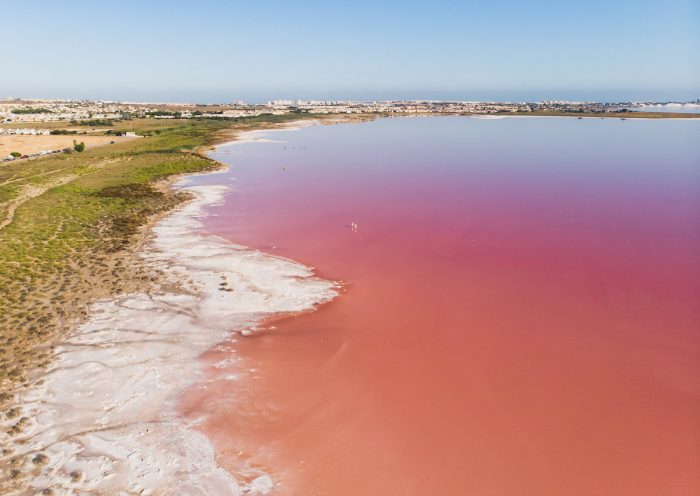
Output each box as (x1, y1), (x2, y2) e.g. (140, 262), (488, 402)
(1, 0), (699, 102)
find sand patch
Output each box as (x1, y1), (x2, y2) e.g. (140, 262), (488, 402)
(0, 135), (132, 158)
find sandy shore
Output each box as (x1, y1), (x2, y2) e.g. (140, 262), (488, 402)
(0, 128), (337, 495)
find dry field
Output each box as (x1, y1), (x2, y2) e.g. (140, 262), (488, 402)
(0, 134), (133, 158)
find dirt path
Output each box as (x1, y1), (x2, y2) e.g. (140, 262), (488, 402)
(0, 156), (126, 232)
(0, 174), (78, 232)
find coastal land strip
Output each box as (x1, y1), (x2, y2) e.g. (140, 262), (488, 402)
(0, 112), (374, 494)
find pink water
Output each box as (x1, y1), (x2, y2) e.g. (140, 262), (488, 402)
(184, 117), (700, 495)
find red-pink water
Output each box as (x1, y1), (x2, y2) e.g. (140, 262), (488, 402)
(184, 117), (700, 495)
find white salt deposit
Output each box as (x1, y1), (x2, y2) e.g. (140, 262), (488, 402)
(1, 158), (337, 495)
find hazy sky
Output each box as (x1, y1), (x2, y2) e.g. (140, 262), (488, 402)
(1, 0), (698, 102)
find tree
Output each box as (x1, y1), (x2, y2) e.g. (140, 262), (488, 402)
(10, 152), (21, 158)
(73, 142), (85, 152)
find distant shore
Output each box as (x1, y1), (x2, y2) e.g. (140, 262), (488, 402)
(503, 110), (700, 119)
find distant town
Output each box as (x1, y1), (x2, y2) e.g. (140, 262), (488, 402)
(2, 98), (699, 125)
(1, 98), (698, 162)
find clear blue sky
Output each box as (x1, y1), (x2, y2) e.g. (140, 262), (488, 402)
(1, 0), (698, 102)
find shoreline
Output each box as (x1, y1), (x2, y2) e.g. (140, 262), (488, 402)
(2, 112), (695, 493)
(156, 115), (700, 496)
(0, 122), (339, 494)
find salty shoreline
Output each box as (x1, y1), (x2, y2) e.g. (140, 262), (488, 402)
(0, 125), (338, 495)
(156, 115), (700, 496)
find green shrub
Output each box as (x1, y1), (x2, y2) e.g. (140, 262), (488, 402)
(77, 119), (114, 126)
(11, 107), (52, 114)
(97, 183), (163, 199)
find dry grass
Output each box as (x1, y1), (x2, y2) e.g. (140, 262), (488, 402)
(0, 134), (134, 158)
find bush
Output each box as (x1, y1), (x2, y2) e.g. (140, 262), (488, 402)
(10, 151), (21, 158)
(11, 107), (52, 114)
(73, 142), (86, 152)
(77, 119), (114, 126)
(97, 183), (163, 199)
(145, 110), (182, 118)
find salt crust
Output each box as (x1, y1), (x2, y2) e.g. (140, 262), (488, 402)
(2, 150), (337, 495)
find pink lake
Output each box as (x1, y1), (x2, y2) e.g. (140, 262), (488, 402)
(182, 116), (700, 495)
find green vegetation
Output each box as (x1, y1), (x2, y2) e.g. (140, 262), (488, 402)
(0, 114), (321, 418)
(192, 110), (223, 116)
(71, 119), (115, 126)
(9, 152), (21, 158)
(146, 110), (182, 118)
(105, 129), (131, 136)
(10, 107), (53, 115)
(73, 141), (85, 152)
(49, 129), (79, 135)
